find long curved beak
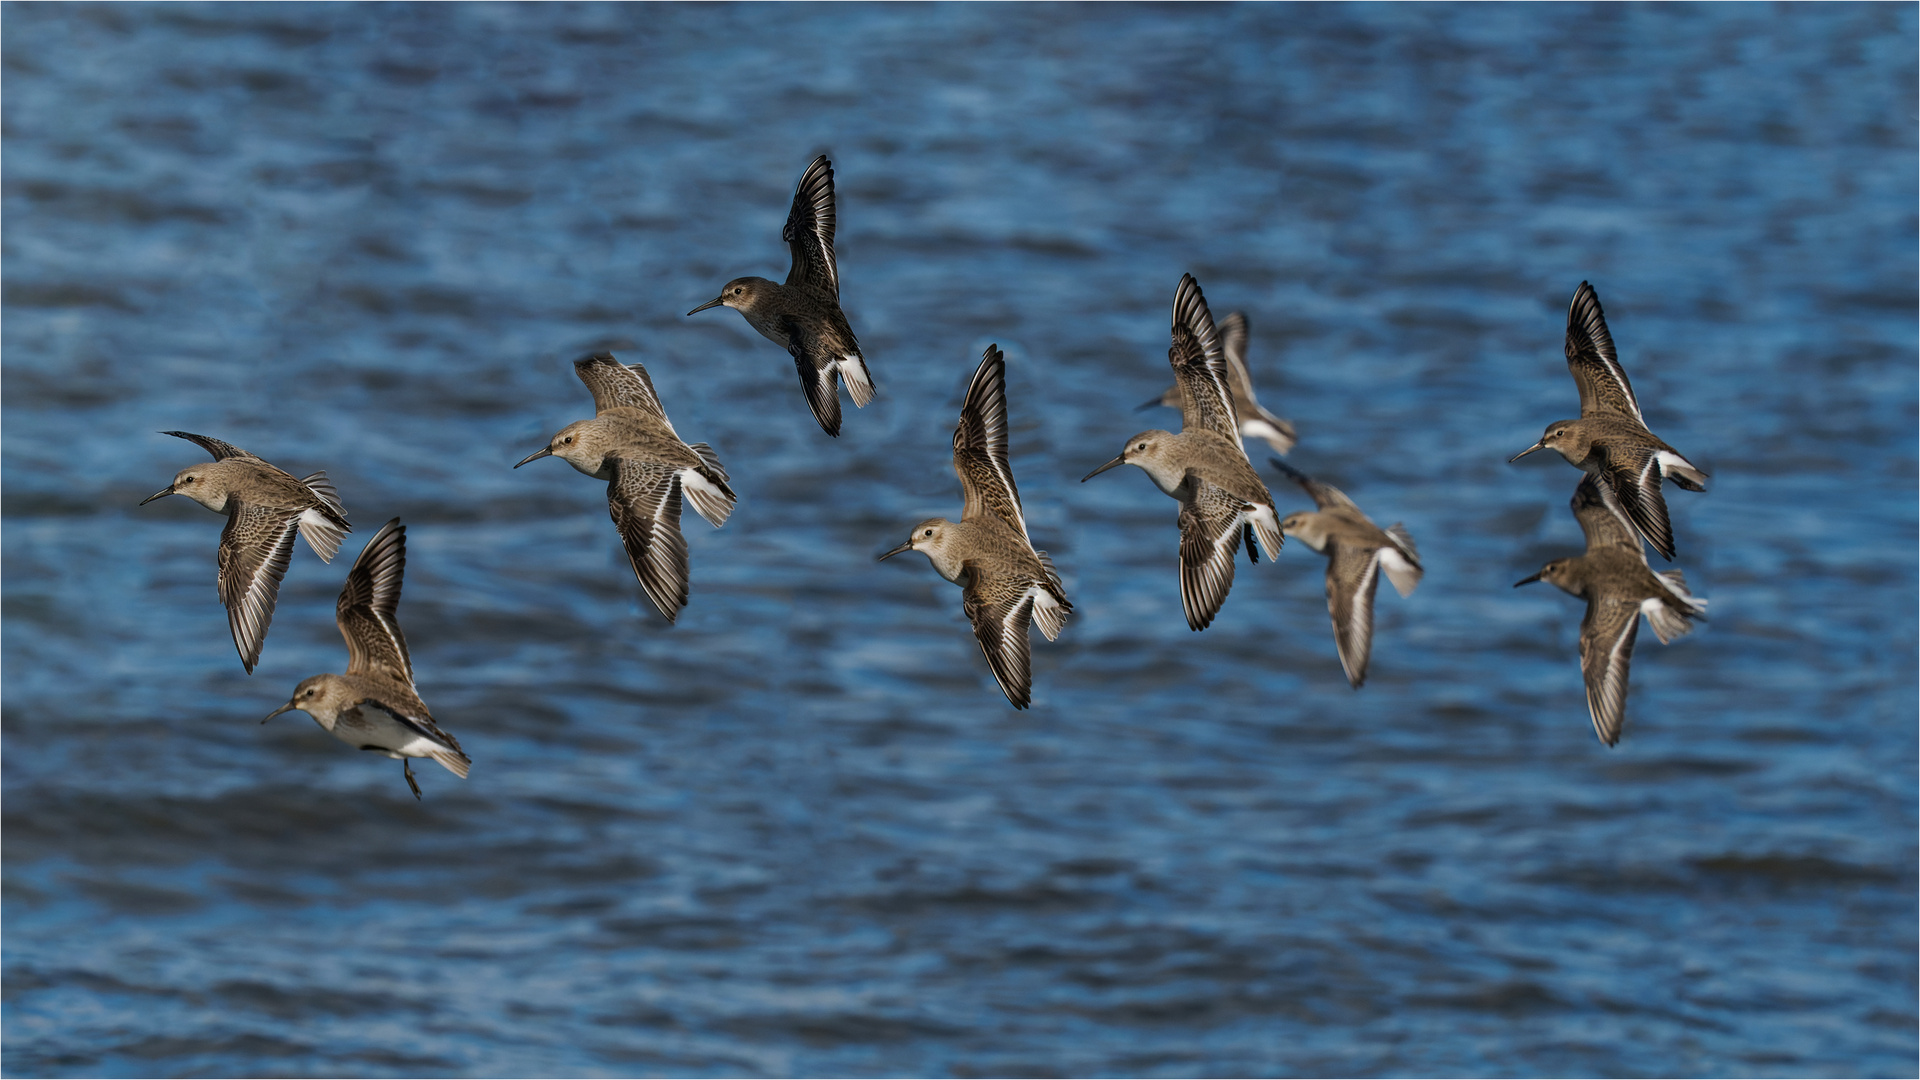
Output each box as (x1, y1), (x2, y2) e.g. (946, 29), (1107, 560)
(513, 446), (553, 468)
(1081, 455), (1127, 482)
(877, 540), (914, 562)
(261, 702), (298, 724)
(1508, 441), (1544, 463)
(139, 486), (175, 505)
(1513, 572), (1543, 588)
(686, 296), (725, 316)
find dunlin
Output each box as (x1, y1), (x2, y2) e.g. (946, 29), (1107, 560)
(687, 154), (876, 437)
(515, 353), (736, 624)
(263, 519), (469, 799)
(1083, 274), (1283, 631)
(1510, 281), (1707, 560)
(1270, 459), (1421, 688)
(880, 345), (1070, 709)
(1515, 475), (1709, 746)
(1141, 311), (1297, 454)
(139, 431), (350, 673)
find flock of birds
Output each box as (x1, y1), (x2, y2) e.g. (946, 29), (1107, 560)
(139, 155), (1708, 797)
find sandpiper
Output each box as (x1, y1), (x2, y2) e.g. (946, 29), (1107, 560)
(139, 431), (350, 673)
(1083, 274), (1283, 631)
(1515, 475), (1709, 746)
(1269, 458), (1421, 688)
(1141, 311), (1298, 454)
(687, 154), (876, 437)
(263, 519), (469, 799)
(1510, 281), (1707, 560)
(515, 352), (736, 624)
(879, 345), (1071, 709)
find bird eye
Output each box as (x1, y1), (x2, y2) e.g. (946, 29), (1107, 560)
(182, 476), (195, 484)
(733, 287), (743, 295)
(1136, 443), (1147, 452)
(923, 529), (933, 537)
(562, 436), (573, 444)
(304, 688), (315, 698)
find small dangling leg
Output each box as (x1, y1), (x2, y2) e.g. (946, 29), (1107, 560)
(402, 759), (422, 800)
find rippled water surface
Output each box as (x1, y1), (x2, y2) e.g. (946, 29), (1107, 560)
(4, 4), (1916, 1076)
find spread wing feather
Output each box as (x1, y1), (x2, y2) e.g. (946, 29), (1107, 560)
(1602, 448), (1676, 560)
(1565, 281), (1644, 424)
(609, 459), (690, 623)
(953, 345), (1029, 539)
(575, 353), (673, 428)
(782, 154), (839, 300)
(1168, 275), (1239, 445)
(163, 430), (259, 462)
(217, 503), (301, 673)
(1570, 474), (1642, 552)
(1327, 545), (1383, 688)
(1580, 596), (1640, 746)
(785, 318), (845, 436)
(1177, 477), (1245, 631)
(337, 518), (413, 684)
(961, 563), (1036, 710)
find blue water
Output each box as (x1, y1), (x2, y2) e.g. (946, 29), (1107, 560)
(4, 3), (1915, 1076)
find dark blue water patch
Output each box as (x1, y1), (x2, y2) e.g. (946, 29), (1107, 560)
(4, 2), (1916, 1077)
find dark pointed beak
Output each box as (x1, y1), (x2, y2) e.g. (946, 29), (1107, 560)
(513, 446), (553, 469)
(1133, 396), (1163, 414)
(1513, 572), (1543, 587)
(1508, 441), (1544, 463)
(686, 296), (725, 316)
(139, 486), (175, 505)
(262, 702), (298, 724)
(877, 540), (914, 562)
(1081, 455), (1127, 482)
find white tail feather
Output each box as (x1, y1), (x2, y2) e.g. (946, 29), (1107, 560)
(1379, 544), (1423, 598)
(430, 748), (471, 779)
(297, 507), (347, 563)
(1031, 586), (1068, 642)
(838, 354), (875, 408)
(1249, 504), (1284, 563)
(680, 468), (736, 528)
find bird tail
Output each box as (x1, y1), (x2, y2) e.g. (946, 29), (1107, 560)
(682, 445), (737, 528)
(295, 485), (350, 563)
(430, 747), (471, 779)
(1031, 578), (1071, 642)
(1657, 451), (1709, 492)
(1644, 570), (1707, 644)
(837, 353), (875, 408)
(1249, 504), (1284, 562)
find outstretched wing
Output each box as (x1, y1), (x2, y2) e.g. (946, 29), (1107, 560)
(782, 154), (839, 300)
(216, 502), (301, 673)
(1579, 595), (1640, 746)
(337, 518), (413, 684)
(1176, 477), (1245, 631)
(1565, 281), (1644, 424)
(1168, 275), (1239, 444)
(1601, 447), (1676, 560)
(1267, 457), (1361, 515)
(163, 430), (259, 463)
(1326, 544), (1384, 688)
(1570, 474), (1642, 553)
(961, 563), (1037, 710)
(953, 344), (1030, 539)
(608, 459), (690, 623)
(574, 353), (674, 428)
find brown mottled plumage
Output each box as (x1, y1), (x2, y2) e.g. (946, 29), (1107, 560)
(687, 154), (875, 436)
(263, 519), (469, 799)
(880, 344), (1070, 709)
(1084, 274), (1282, 631)
(515, 353), (736, 624)
(1515, 476), (1708, 746)
(1143, 311), (1297, 454)
(140, 430), (350, 673)
(1510, 282), (1707, 560)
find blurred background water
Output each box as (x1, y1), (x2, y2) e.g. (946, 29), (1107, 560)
(3, 3), (1915, 1076)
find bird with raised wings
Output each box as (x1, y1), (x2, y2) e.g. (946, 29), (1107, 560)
(1510, 281), (1707, 560)
(140, 430), (350, 673)
(1141, 310), (1297, 455)
(515, 353), (737, 624)
(880, 345), (1070, 709)
(1083, 274), (1283, 631)
(264, 519), (468, 798)
(687, 154), (876, 437)
(1515, 475), (1708, 746)
(1269, 459), (1421, 688)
